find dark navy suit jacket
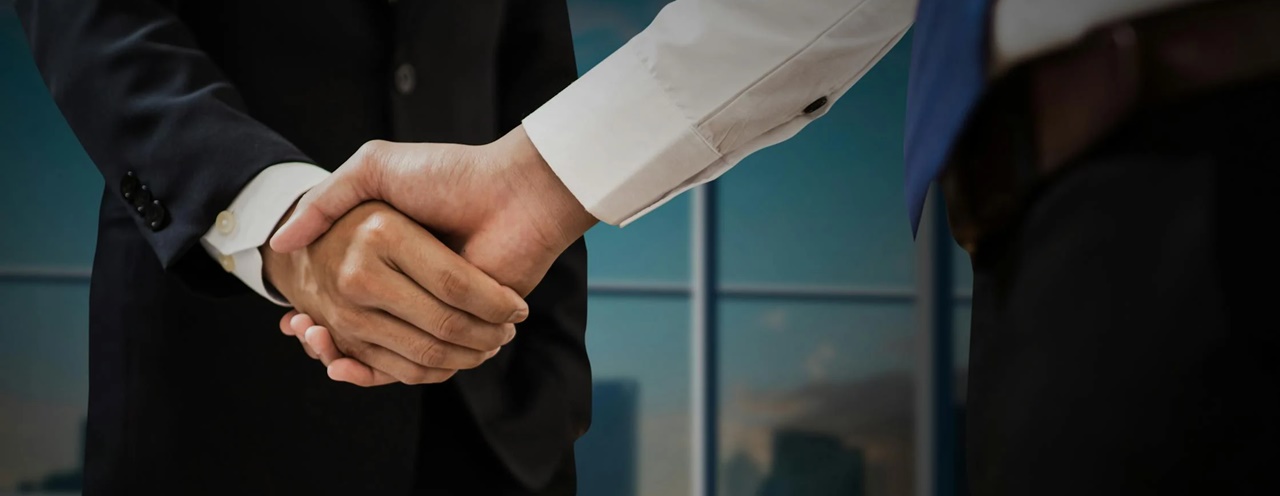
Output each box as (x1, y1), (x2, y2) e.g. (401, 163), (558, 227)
(15, 0), (590, 493)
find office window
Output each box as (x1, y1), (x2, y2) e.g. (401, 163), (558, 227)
(567, 3), (966, 496)
(717, 300), (917, 496)
(716, 48), (914, 289)
(581, 296), (692, 496)
(588, 196), (691, 284)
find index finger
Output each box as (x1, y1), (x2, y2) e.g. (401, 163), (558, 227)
(389, 228), (529, 325)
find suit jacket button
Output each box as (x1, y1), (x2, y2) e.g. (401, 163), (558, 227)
(143, 200), (168, 231)
(121, 171), (141, 201)
(131, 184), (153, 210)
(395, 63), (416, 95)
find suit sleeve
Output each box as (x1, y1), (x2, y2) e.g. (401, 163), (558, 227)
(14, 0), (312, 284)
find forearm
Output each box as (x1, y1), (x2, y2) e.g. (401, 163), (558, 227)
(15, 0), (311, 278)
(523, 0), (916, 225)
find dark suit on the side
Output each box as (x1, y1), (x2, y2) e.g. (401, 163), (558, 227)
(909, 0), (1280, 494)
(14, 1), (589, 494)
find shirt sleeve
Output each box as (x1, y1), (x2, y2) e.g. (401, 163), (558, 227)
(522, 0), (916, 226)
(200, 162), (331, 306)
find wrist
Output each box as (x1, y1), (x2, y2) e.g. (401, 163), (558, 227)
(260, 202), (301, 301)
(498, 126), (598, 249)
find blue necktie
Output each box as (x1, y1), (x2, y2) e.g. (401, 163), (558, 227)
(903, 0), (993, 234)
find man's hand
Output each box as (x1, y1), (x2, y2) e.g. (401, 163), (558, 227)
(267, 126), (597, 385)
(268, 125), (598, 296)
(279, 311), (387, 386)
(262, 201), (528, 386)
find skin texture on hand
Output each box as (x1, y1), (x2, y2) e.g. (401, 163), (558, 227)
(268, 126), (599, 385)
(260, 201), (529, 385)
(270, 125), (598, 296)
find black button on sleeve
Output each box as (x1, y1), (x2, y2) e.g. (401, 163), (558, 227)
(143, 200), (168, 231)
(131, 184), (153, 211)
(121, 171), (141, 201)
(803, 96), (828, 114)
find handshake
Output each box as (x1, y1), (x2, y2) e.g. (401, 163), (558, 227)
(261, 126), (598, 387)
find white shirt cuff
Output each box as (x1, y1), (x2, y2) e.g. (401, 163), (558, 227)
(200, 162), (331, 306)
(522, 40), (721, 227)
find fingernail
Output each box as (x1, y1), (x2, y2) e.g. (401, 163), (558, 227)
(507, 306), (529, 323)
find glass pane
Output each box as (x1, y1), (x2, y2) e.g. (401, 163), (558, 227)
(952, 302), (972, 496)
(718, 299), (916, 496)
(566, 0), (670, 69)
(570, 0), (691, 284)
(717, 39), (915, 288)
(951, 244), (973, 296)
(0, 9), (102, 268)
(584, 196), (691, 284)
(952, 303), (972, 405)
(578, 295), (691, 496)
(0, 281), (90, 492)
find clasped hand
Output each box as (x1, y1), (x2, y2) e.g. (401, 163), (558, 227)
(263, 126), (598, 386)
(261, 201), (524, 386)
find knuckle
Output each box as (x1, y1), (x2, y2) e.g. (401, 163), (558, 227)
(334, 263), (369, 298)
(436, 267), (471, 302)
(414, 339), (445, 368)
(356, 139), (389, 161)
(433, 311), (464, 343)
(354, 213), (395, 245)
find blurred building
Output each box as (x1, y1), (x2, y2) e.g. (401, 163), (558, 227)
(721, 452), (764, 496)
(15, 418), (84, 493)
(576, 379), (639, 496)
(757, 430), (866, 496)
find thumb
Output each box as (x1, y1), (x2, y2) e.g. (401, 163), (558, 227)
(269, 166), (372, 252)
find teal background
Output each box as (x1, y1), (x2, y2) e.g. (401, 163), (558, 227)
(0, 1), (973, 495)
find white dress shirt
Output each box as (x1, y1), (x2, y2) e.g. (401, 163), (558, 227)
(200, 162), (330, 305)
(207, 0), (1199, 303)
(989, 0), (1203, 75)
(522, 0), (1201, 226)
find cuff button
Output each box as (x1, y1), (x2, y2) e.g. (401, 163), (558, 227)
(803, 96), (828, 114)
(218, 255), (236, 273)
(215, 211), (236, 235)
